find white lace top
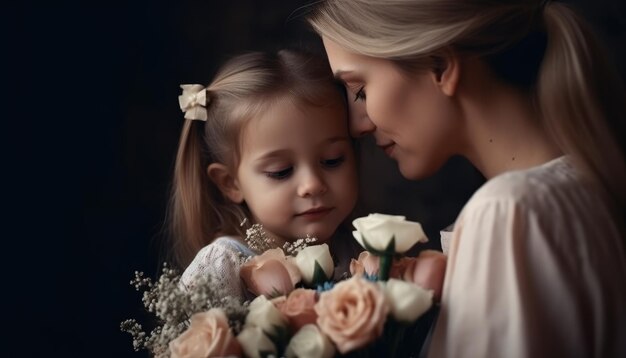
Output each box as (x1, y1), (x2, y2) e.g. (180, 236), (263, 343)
(429, 156), (626, 357)
(181, 236), (255, 302)
(180, 231), (362, 303)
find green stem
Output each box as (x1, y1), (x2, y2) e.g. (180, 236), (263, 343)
(379, 254), (393, 281)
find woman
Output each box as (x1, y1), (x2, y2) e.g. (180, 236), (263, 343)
(308, 0), (626, 356)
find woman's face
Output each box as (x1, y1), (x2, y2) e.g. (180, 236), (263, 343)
(322, 37), (462, 179)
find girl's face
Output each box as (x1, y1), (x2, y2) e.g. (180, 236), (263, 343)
(322, 37), (462, 179)
(235, 97), (358, 245)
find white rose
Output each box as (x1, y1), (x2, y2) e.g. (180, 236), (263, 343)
(382, 279), (433, 322)
(236, 326), (277, 358)
(245, 295), (288, 336)
(286, 324), (335, 358)
(295, 244), (334, 285)
(352, 213), (428, 254)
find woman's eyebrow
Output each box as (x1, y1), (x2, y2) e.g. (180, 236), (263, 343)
(333, 70), (352, 81)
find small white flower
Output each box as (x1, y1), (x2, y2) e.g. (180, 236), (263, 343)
(237, 326), (277, 358)
(295, 243), (334, 285)
(286, 324), (335, 358)
(352, 213), (428, 254)
(245, 295), (288, 336)
(381, 279), (433, 322)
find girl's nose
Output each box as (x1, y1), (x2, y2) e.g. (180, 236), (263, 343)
(297, 170), (328, 197)
(348, 101), (375, 138)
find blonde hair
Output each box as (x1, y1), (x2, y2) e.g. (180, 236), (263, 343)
(167, 50), (346, 268)
(309, 0), (626, 223)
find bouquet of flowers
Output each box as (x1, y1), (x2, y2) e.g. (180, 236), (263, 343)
(122, 213), (446, 358)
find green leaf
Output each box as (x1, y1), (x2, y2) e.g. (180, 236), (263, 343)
(361, 234), (397, 256)
(266, 324), (289, 355)
(310, 260), (330, 286)
(385, 235), (396, 254)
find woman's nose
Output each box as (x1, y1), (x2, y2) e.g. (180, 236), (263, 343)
(297, 170), (328, 197)
(348, 101), (375, 138)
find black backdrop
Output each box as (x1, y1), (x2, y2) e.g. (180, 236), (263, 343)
(5, 1), (624, 357)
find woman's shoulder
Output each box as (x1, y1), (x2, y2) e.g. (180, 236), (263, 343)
(465, 156), (583, 210)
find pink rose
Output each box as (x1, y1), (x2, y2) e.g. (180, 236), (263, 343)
(276, 288), (318, 331)
(349, 251), (380, 277)
(240, 248), (301, 297)
(169, 308), (242, 358)
(350, 251), (412, 279)
(403, 250), (447, 301)
(315, 277), (389, 354)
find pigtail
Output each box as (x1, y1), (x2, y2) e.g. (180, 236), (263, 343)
(538, 2), (626, 221)
(166, 119), (213, 269)
(167, 86), (253, 269)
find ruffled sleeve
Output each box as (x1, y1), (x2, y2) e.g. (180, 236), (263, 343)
(429, 197), (626, 357)
(180, 236), (253, 302)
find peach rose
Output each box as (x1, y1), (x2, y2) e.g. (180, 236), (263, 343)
(240, 248), (301, 297)
(314, 277), (389, 353)
(403, 250), (447, 301)
(169, 309), (241, 358)
(350, 251), (412, 279)
(276, 288), (318, 331)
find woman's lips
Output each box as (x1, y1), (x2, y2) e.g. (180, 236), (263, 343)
(380, 143), (395, 157)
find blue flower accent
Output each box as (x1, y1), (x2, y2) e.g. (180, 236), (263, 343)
(364, 272), (379, 282)
(316, 281), (335, 293)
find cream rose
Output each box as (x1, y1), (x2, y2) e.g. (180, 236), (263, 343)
(240, 248), (301, 297)
(245, 295), (288, 337)
(169, 309), (241, 358)
(285, 324), (335, 358)
(315, 276), (389, 353)
(382, 278), (433, 323)
(352, 213), (428, 254)
(236, 326), (276, 358)
(294, 244), (334, 285)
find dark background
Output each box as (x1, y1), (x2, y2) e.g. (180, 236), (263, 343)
(5, 1), (624, 357)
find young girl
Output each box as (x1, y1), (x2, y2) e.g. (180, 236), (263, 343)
(167, 49), (360, 301)
(308, 0), (626, 357)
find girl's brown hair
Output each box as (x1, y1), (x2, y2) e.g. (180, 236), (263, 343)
(166, 50), (346, 269)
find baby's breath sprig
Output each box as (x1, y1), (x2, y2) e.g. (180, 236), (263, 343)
(121, 263), (248, 357)
(244, 223), (276, 253)
(283, 234), (318, 255)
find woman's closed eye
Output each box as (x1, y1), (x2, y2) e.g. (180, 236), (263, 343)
(354, 86), (366, 102)
(321, 156), (345, 168)
(264, 167), (293, 180)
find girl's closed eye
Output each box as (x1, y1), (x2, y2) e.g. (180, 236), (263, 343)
(321, 155), (345, 168)
(264, 166), (293, 180)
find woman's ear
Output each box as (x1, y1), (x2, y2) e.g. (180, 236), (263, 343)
(430, 49), (460, 97)
(207, 163), (244, 203)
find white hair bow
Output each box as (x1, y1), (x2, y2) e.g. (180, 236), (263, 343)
(178, 84), (208, 121)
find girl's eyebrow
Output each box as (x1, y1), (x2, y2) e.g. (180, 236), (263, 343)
(253, 149), (291, 162)
(253, 136), (350, 162)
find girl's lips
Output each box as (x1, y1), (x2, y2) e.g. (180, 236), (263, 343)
(296, 207), (333, 219)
